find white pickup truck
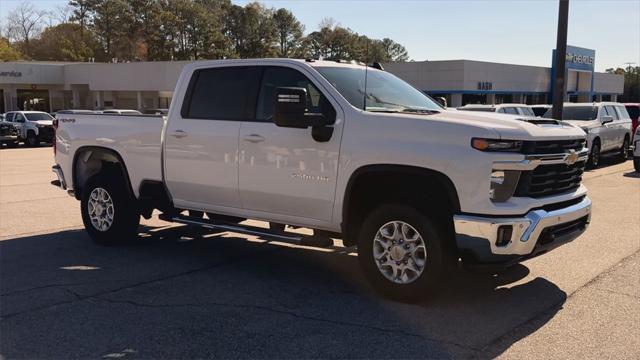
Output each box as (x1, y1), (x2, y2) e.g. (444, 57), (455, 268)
(52, 59), (592, 301)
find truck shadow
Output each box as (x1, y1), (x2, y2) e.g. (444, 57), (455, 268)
(0, 225), (566, 359)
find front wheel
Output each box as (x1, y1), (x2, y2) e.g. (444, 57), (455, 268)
(81, 171), (140, 245)
(357, 204), (449, 302)
(26, 132), (39, 147)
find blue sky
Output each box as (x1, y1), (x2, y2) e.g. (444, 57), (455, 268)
(1, 0), (638, 71)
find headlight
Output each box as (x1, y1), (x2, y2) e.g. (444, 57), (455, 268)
(489, 170), (521, 202)
(472, 138), (523, 152)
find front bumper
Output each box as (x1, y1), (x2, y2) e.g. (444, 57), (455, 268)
(454, 196), (591, 263)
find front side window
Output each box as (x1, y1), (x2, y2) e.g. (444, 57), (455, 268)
(184, 66), (261, 120)
(24, 113), (53, 121)
(14, 113), (25, 122)
(605, 106), (619, 120)
(256, 67), (332, 121)
(315, 66), (442, 113)
(503, 107), (519, 115)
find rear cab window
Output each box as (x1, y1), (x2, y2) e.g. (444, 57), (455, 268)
(182, 66), (262, 120)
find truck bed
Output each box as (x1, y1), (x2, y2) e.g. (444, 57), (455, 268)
(54, 113), (166, 197)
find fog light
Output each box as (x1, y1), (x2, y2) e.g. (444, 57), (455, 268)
(496, 225), (513, 247)
(490, 170), (521, 202)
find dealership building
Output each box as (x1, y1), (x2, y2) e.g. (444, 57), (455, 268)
(0, 46), (624, 112)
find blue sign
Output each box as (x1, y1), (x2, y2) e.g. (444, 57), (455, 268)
(550, 45), (596, 101)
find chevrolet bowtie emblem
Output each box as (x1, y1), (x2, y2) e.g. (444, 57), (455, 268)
(564, 150), (579, 165)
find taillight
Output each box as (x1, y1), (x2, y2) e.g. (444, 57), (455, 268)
(52, 119), (58, 155)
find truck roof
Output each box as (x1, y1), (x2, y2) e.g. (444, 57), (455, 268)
(184, 58), (382, 71)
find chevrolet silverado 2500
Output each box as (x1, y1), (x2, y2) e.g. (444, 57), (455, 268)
(52, 59), (592, 301)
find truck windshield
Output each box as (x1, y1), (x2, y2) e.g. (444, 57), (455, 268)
(24, 113), (53, 121)
(543, 106), (597, 120)
(315, 67), (442, 113)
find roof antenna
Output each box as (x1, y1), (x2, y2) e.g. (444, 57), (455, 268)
(363, 42), (368, 111)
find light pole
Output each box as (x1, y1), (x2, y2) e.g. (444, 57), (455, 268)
(552, 0), (569, 120)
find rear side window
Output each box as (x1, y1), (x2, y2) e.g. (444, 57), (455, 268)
(614, 106), (630, 120)
(625, 106), (639, 119)
(4, 113), (14, 122)
(183, 67), (261, 120)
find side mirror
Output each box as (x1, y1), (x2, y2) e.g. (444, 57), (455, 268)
(274, 87), (327, 129)
(435, 96), (447, 108)
(601, 115), (613, 124)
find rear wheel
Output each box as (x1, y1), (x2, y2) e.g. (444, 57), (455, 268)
(634, 157), (640, 172)
(357, 204), (449, 302)
(587, 141), (601, 169)
(618, 137), (630, 162)
(81, 170), (140, 245)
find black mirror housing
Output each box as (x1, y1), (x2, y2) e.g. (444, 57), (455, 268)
(274, 87), (327, 129)
(601, 115), (614, 124)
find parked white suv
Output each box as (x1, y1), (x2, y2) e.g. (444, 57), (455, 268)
(52, 59), (591, 301)
(543, 103), (633, 168)
(457, 103), (536, 117)
(633, 126), (640, 172)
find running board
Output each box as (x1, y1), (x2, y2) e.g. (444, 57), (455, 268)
(159, 214), (331, 246)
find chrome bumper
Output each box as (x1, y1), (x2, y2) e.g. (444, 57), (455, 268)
(51, 165), (67, 190)
(454, 197), (591, 262)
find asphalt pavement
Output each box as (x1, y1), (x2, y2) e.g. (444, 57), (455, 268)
(1, 146), (638, 359)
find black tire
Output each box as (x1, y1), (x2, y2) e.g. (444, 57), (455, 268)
(618, 137), (630, 162)
(587, 141), (601, 169)
(269, 222), (286, 232)
(357, 204), (449, 302)
(634, 157), (640, 173)
(81, 170), (140, 245)
(189, 210), (204, 218)
(26, 132), (39, 147)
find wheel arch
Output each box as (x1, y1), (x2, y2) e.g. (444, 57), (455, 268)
(72, 146), (134, 201)
(341, 164), (461, 245)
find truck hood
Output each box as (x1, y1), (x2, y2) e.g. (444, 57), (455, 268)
(431, 110), (586, 140)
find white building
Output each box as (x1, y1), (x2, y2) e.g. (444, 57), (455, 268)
(0, 53), (625, 113)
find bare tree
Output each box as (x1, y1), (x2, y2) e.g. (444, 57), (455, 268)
(50, 5), (74, 25)
(5, 2), (48, 54)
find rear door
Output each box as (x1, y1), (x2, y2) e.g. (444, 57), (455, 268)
(238, 65), (343, 223)
(163, 66), (261, 212)
(604, 105), (623, 150)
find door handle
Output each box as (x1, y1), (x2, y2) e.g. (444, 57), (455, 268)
(243, 134), (265, 143)
(171, 129), (188, 138)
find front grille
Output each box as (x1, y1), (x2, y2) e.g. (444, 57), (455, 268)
(38, 126), (54, 138)
(514, 160), (586, 198)
(521, 139), (586, 154)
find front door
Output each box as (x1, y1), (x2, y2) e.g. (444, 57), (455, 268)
(164, 66), (261, 212)
(238, 66), (343, 222)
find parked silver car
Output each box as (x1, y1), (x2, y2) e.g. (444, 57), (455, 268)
(543, 103), (633, 168)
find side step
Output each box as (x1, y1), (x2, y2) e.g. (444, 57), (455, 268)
(158, 213), (334, 247)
